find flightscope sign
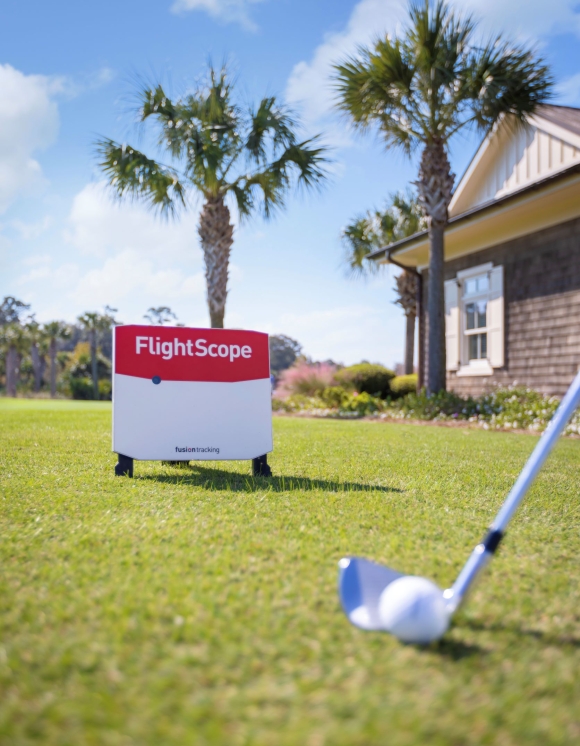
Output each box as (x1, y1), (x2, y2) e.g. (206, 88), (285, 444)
(112, 325), (272, 461)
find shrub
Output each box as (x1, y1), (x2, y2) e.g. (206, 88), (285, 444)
(320, 386), (350, 408)
(481, 387), (561, 431)
(335, 363), (395, 399)
(98, 380), (112, 400)
(389, 388), (479, 420)
(271, 378), (580, 434)
(275, 361), (337, 398)
(69, 377), (94, 400)
(340, 391), (383, 416)
(271, 394), (327, 413)
(389, 374), (418, 398)
(269, 334), (302, 375)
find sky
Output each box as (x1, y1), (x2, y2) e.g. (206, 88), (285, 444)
(1, 0), (579, 367)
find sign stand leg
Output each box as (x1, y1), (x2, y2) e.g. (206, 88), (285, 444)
(115, 453), (134, 478)
(252, 454), (272, 477)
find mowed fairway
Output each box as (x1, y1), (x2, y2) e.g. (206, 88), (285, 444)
(1, 400), (579, 745)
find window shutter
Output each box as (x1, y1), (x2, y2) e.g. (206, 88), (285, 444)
(488, 265), (504, 368)
(444, 279), (460, 371)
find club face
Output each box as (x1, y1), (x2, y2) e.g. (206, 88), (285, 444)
(338, 557), (403, 631)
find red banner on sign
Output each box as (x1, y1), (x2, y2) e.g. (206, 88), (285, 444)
(114, 325), (270, 382)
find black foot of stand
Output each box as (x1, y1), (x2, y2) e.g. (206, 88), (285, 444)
(252, 454), (272, 477)
(115, 453), (134, 477)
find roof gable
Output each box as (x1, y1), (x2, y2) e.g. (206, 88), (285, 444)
(449, 106), (580, 218)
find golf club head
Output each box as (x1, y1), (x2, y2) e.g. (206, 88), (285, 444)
(338, 556), (403, 630)
(338, 558), (452, 642)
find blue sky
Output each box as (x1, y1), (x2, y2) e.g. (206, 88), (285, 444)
(1, 0), (580, 366)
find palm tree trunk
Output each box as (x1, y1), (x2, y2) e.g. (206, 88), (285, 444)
(30, 343), (43, 392)
(50, 338), (57, 398)
(6, 344), (17, 397)
(198, 196), (234, 329)
(404, 311), (416, 375)
(427, 224), (446, 392)
(90, 329), (98, 399)
(415, 139), (454, 394)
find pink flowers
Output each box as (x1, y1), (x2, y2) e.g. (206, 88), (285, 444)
(274, 361), (337, 399)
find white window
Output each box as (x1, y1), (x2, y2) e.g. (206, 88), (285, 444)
(445, 263), (504, 376)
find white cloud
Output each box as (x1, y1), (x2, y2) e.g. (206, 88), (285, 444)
(15, 248), (205, 319)
(14, 181), (208, 321)
(0, 64), (62, 212)
(69, 250), (205, 307)
(286, 0), (580, 142)
(279, 303), (404, 366)
(66, 182), (203, 262)
(23, 253), (52, 266)
(11, 216), (53, 240)
(0, 63), (114, 216)
(17, 259), (80, 289)
(56, 66), (116, 99)
(285, 0), (407, 137)
(171, 0), (265, 30)
(459, 0), (580, 41)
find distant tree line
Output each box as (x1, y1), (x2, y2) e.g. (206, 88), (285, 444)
(0, 296), (304, 398)
(0, 297), (120, 399)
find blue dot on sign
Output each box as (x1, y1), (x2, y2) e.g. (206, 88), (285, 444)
(152, 376), (161, 385)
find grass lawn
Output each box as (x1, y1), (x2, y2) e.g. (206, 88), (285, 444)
(1, 399), (579, 745)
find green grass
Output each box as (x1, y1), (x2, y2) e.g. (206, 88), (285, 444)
(1, 399), (579, 745)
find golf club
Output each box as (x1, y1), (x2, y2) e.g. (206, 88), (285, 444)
(338, 367), (580, 644)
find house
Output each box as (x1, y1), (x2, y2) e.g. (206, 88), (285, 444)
(369, 105), (580, 396)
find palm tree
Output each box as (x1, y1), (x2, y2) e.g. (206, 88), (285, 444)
(78, 308), (118, 399)
(394, 271), (418, 375)
(334, 0), (552, 392)
(0, 296), (30, 326)
(144, 306), (178, 325)
(43, 321), (71, 398)
(97, 66), (328, 328)
(342, 191), (425, 374)
(1, 323), (29, 397)
(25, 319), (49, 393)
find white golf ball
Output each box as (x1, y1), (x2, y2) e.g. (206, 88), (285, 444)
(378, 575), (449, 644)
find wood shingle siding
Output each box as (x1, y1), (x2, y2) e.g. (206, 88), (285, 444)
(419, 216), (580, 396)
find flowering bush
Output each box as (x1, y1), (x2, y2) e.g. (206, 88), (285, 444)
(339, 391), (382, 416)
(384, 386), (580, 435)
(272, 381), (580, 435)
(274, 361), (337, 398)
(271, 389), (384, 417)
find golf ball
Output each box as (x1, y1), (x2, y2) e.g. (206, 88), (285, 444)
(378, 575), (449, 644)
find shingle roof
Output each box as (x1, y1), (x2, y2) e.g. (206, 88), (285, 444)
(537, 104), (580, 137)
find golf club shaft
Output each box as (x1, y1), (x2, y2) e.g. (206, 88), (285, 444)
(445, 367), (580, 613)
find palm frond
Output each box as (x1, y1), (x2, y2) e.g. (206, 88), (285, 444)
(230, 170), (285, 219)
(271, 137), (329, 190)
(96, 138), (186, 216)
(341, 216), (384, 279)
(332, 0), (551, 150)
(97, 63), (330, 224)
(334, 41), (423, 153)
(341, 190), (427, 279)
(228, 135), (329, 221)
(464, 41), (553, 131)
(245, 97), (297, 162)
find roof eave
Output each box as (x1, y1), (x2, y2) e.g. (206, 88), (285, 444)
(368, 161), (580, 266)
